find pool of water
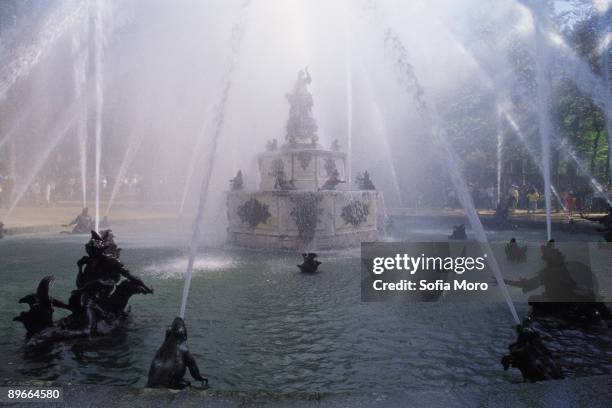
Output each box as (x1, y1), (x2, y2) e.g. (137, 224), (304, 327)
(0, 219), (609, 393)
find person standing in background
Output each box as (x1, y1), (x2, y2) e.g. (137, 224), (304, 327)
(527, 187), (540, 214)
(509, 185), (519, 212)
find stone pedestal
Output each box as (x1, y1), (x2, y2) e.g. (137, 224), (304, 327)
(227, 189), (379, 250)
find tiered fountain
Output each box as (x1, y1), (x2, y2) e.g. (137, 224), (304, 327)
(226, 68), (380, 250)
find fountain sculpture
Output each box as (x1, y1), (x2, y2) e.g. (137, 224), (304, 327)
(501, 318), (564, 382)
(226, 69), (380, 250)
(147, 317), (208, 389)
(505, 238), (527, 263)
(297, 252), (321, 274)
(13, 231), (153, 347)
(62, 207), (94, 234)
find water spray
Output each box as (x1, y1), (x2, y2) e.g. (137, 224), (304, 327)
(532, 7), (554, 241)
(501, 109), (567, 211)
(496, 108), (503, 206)
(71, 21), (89, 210)
(92, 0), (109, 232)
(178, 109), (211, 217)
(345, 0), (353, 187)
(105, 123), (147, 217)
(357, 59), (404, 207)
(0, 105), (34, 151)
(518, 0), (612, 186)
(559, 138), (612, 207)
(361, 0), (520, 324)
(599, 8), (612, 180)
(3, 100), (81, 220)
(179, 1), (251, 318)
(0, 0), (87, 101)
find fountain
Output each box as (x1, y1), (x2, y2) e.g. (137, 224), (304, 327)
(4, 1), (612, 399)
(226, 69), (381, 250)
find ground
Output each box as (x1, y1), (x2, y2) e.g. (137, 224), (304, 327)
(1, 201), (179, 235)
(3, 375), (612, 407)
(2, 202), (605, 237)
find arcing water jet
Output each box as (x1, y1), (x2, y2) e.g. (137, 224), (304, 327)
(92, 0), (110, 232)
(71, 23), (89, 209)
(532, 5), (554, 240)
(179, 0), (251, 319)
(0, 0), (87, 101)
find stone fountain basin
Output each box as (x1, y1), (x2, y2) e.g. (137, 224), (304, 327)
(227, 190), (380, 250)
(1, 222), (610, 394)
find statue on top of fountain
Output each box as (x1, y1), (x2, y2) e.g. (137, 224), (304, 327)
(271, 159), (295, 191)
(356, 171), (376, 190)
(265, 139), (278, 151)
(230, 170), (244, 191)
(321, 168), (345, 190)
(285, 67), (318, 147)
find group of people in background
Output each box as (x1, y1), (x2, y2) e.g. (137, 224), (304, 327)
(506, 184), (540, 214)
(0, 168), (145, 208)
(443, 181), (611, 216)
(503, 183), (608, 216)
(0, 175), (57, 208)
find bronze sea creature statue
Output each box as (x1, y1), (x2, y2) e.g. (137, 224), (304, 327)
(297, 253), (321, 274)
(505, 240), (612, 323)
(505, 238), (527, 263)
(501, 318), (564, 382)
(321, 168), (345, 191)
(14, 231), (153, 347)
(356, 171), (376, 191)
(13, 276), (71, 337)
(230, 170), (244, 191)
(147, 317), (208, 389)
(62, 207), (94, 234)
(449, 224), (467, 240)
